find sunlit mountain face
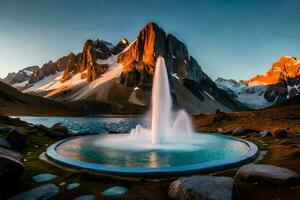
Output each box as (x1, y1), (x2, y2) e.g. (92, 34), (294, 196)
(244, 56), (300, 86)
(216, 56), (300, 109)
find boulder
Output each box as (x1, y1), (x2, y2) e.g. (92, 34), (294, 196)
(235, 164), (299, 185)
(258, 131), (272, 137)
(51, 123), (69, 134)
(217, 128), (232, 135)
(0, 138), (12, 149)
(44, 129), (67, 138)
(67, 183), (80, 190)
(272, 129), (289, 138)
(8, 184), (59, 200)
(0, 127), (11, 134)
(5, 127), (27, 150)
(168, 176), (240, 200)
(73, 194), (95, 200)
(0, 147), (24, 192)
(232, 128), (257, 136)
(102, 186), (128, 197)
(32, 173), (57, 183)
(292, 151), (300, 159)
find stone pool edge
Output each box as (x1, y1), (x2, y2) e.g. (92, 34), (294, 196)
(45, 133), (259, 178)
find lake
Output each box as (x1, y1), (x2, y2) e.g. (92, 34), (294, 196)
(18, 116), (146, 134)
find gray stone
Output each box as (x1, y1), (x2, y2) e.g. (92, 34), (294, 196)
(0, 127), (11, 134)
(272, 129), (288, 138)
(102, 186), (128, 197)
(67, 182), (80, 190)
(8, 184), (59, 200)
(168, 176), (239, 200)
(246, 132), (258, 137)
(73, 194), (95, 200)
(235, 164), (299, 185)
(51, 123), (69, 134)
(0, 147), (24, 186)
(258, 131), (272, 137)
(0, 138), (12, 149)
(5, 127), (27, 150)
(232, 128), (257, 136)
(32, 173), (57, 183)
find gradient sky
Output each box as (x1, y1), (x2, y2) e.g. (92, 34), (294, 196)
(0, 0), (299, 80)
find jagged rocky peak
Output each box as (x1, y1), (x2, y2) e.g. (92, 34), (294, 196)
(61, 38), (129, 82)
(61, 52), (80, 82)
(1, 66), (39, 85)
(29, 60), (58, 84)
(29, 53), (79, 84)
(118, 22), (209, 88)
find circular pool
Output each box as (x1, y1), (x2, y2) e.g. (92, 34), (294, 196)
(46, 133), (258, 177)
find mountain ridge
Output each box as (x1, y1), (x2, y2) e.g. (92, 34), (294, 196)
(2, 22), (245, 114)
(216, 56), (300, 109)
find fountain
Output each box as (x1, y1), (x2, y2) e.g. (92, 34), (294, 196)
(129, 56), (193, 145)
(46, 57), (258, 177)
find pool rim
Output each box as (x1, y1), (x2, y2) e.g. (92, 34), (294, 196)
(45, 133), (259, 178)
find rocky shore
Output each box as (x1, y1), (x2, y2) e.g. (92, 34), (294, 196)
(0, 111), (300, 200)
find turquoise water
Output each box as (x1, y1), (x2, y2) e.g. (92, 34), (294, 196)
(55, 134), (250, 168)
(18, 116), (144, 134)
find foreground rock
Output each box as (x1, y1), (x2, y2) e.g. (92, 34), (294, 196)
(8, 184), (59, 200)
(232, 128), (257, 136)
(5, 127), (27, 150)
(168, 176), (239, 200)
(32, 173), (57, 183)
(51, 123), (69, 134)
(235, 164), (299, 185)
(102, 186), (128, 197)
(0, 147), (24, 188)
(272, 129), (289, 138)
(73, 194), (95, 200)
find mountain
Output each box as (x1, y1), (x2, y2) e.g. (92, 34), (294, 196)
(0, 81), (77, 116)
(1, 66), (39, 87)
(6, 22), (243, 114)
(216, 56), (300, 109)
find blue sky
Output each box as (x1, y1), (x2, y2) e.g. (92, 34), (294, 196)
(0, 0), (299, 80)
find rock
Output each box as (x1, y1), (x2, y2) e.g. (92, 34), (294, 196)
(8, 184), (59, 200)
(258, 131), (272, 137)
(235, 164), (299, 185)
(32, 173), (57, 183)
(280, 139), (296, 145)
(73, 194), (95, 200)
(232, 128), (257, 136)
(0, 147), (24, 194)
(273, 129), (289, 138)
(217, 128), (232, 135)
(44, 129), (68, 139)
(59, 182), (66, 186)
(292, 151), (300, 159)
(51, 123), (69, 134)
(168, 176), (240, 200)
(0, 127), (11, 134)
(246, 132), (258, 137)
(0, 138), (12, 149)
(67, 183), (80, 190)
(102, 186), (128, 197)
(5, 127), (27, 150)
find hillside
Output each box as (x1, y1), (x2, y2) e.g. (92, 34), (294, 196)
(0, 81), (78, 116)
